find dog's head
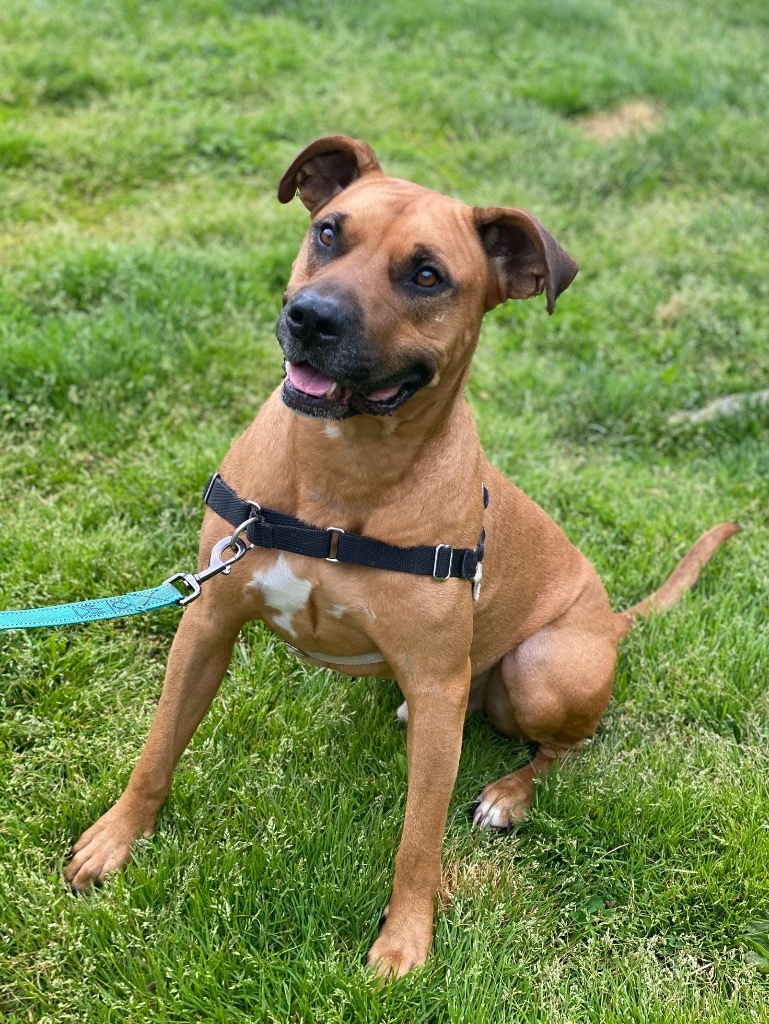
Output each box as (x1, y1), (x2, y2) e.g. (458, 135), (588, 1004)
(275, 135), (578, 420)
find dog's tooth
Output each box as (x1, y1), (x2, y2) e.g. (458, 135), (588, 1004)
(325, 381), (341, 400)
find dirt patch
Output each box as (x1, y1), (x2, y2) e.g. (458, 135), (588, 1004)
(656, 294), (687, 324)
(438, 856), (510, 910)
(580, 100), (663, 142)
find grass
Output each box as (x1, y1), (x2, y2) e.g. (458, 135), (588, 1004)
(1, 0), (768, 1020)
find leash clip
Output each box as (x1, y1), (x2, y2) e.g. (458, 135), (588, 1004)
(165, 534), (252, 606)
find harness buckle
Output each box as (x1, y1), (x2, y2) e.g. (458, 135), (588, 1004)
(432, 544), (453, 581)
(326, 526), (345, 562)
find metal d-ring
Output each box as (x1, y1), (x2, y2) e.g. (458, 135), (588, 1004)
(229, 507), (262, 552)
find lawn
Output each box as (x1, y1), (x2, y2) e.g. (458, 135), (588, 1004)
(1, 0), (768, 1020)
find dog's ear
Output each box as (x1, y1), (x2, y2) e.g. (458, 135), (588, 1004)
(278, 135), (384, 215)
(474, 207), (578, 314)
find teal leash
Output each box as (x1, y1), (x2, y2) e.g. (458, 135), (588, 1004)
(0, 535), (252, 631)
(0, 581), (185, 630)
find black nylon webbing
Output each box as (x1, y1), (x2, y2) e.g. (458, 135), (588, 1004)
(203, 473), (485, 581)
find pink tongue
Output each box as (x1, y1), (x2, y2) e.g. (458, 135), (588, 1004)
(287, 363), (402, 403)
(365, 383), (402, 402)
(287, 362), (335, 397)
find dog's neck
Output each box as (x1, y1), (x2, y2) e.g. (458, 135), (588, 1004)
(284, 372), (475, 527)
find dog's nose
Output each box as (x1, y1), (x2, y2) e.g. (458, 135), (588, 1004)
(284, 291), (346, 343)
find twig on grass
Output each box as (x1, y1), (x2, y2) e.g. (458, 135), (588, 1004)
(668, 388), (769, 426)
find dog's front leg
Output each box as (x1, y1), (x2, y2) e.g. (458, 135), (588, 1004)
(368, 661), (470, 980)
(65, 598), (243, 891)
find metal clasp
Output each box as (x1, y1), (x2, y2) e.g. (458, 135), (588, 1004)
(229, 506), (263, 552)
(165, 534), (253, 606)
(432, 544), (453, 581)
(472, 561), (483, 602)
(326, 526), (345, 562)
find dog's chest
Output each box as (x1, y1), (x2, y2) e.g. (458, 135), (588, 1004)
(249, 553), (315, 637)
(246, 552), (385, 669)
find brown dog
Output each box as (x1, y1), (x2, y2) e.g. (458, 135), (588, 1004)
(65, 136), (736, 979)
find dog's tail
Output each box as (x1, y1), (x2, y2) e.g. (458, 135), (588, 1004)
(614, 522), (740, 638)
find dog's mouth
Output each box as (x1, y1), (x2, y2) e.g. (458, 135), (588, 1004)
(282, 361), (426, 419)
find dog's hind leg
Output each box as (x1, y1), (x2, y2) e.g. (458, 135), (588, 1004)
(473, 584), (617, 829)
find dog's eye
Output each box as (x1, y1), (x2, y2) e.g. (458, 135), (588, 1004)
(414, 267), (441, 288)
(318, 223), (335, 247)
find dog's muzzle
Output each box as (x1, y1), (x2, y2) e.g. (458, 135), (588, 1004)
(276, 290), (434, 419)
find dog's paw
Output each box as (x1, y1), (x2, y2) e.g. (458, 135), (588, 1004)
(395, 701), (408, 724)
(64, 800), (154, 892)
(472, 774), (533, 830)
(367, 916), (431, 982)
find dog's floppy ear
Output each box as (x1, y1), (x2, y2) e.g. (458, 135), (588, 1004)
(278, 135), (384, 215)
(474, 207), (578, 314)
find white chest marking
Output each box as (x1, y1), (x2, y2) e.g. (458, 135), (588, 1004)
(324, 424), (342, 438)
(330, 603), (346, 619)
(249, 553), (312, 638)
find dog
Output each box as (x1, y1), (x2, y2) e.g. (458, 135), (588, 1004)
(65, 136), (737, 979)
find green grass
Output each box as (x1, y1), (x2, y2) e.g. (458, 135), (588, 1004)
(1, 0), (768, 1020)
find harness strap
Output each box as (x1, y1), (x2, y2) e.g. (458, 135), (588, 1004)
(204, 473), (486, 582)
(285, 644), (388, 666)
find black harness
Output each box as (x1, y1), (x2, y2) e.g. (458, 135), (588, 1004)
(203, 473), (487, 593)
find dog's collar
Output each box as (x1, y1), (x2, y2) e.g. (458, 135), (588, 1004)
(203, 473), (487, 596)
